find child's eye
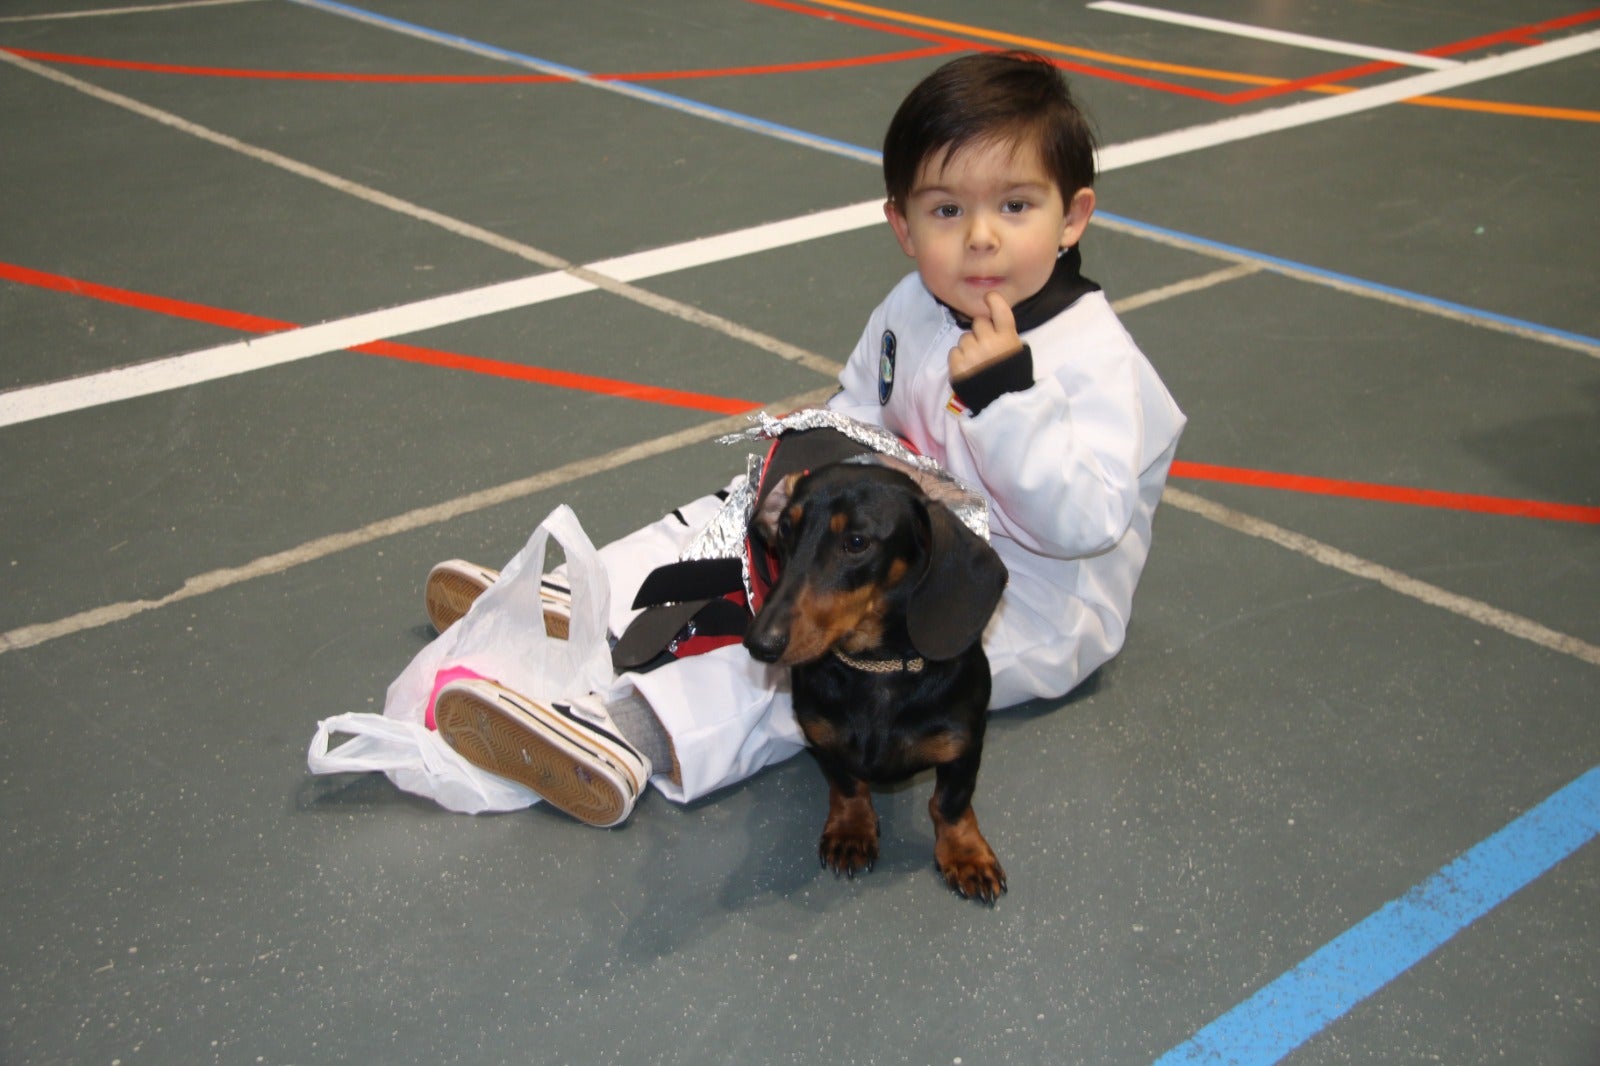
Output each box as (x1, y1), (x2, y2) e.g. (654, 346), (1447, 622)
(1001, 199), (1029, 214)
(932, 203), (961, 219)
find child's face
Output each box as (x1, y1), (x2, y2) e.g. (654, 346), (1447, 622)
(884, 137), (1094, 321)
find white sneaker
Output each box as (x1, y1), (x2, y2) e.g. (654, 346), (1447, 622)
(433, 679), (650, 828)
(424, 559), (571, 638)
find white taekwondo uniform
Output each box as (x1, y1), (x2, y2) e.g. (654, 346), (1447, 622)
(590, 249), (1186, 803)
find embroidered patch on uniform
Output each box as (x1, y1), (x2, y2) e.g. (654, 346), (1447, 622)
(945, 393), (969, 417)
(878, 330), (896, 405)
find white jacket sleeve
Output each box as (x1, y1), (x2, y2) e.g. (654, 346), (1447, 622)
(957, 320), (1146, 560)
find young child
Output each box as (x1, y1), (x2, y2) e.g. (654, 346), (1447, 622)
(424, 51), (1185, 827)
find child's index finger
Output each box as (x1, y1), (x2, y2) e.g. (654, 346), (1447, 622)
(983, 289), (1015, 331)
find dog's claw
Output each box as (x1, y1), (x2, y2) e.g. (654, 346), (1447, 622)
(937, 857), (1007, 904)
(819, 830), (879, 880)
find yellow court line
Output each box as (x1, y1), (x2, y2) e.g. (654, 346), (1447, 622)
(800, 0), (1600, 122)
(1387, 93), (1600, 122)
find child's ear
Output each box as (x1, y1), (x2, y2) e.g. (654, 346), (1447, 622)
(884, 200), (917, 259)
(1059, 187), (1096, 249)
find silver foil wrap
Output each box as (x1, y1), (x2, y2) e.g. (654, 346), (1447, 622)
(681, 411), (991, 605)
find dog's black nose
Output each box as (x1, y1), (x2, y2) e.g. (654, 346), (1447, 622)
(743, 625), (787, 664)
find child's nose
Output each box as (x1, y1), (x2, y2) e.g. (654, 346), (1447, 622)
(966, 212), (999, 250)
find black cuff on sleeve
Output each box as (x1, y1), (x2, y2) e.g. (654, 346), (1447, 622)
(952, 344), (1034, 415)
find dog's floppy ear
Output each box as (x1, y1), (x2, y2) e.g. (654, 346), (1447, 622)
(751, 472), (803, 542)
(907, 497), (1007, 661)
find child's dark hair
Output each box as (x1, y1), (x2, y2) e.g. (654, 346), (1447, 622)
(882, 51), (1098, 209)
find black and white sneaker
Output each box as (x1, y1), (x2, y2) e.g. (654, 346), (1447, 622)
(433, 679), (650, 828)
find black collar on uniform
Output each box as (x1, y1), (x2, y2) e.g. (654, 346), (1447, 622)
(944, 244), (1101, 332)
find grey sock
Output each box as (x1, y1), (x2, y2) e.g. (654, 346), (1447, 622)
(606, 689), (678, 782)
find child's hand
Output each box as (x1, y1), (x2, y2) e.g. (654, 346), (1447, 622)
(949, 290), (1024, 382)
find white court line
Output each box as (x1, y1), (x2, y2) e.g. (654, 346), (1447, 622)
(4, 30), (1595, 427)
(1099, 29), (1600, 169)
(1164, 488), (1600, 667)
(0, 385), (839, 655)
(0, 0), (260, 22)
(0, 272), (594, 428)
(1087, 1), (1461, 70)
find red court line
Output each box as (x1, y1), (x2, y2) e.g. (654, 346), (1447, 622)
(752, 0), (1237, 102)
(1222, 8), (1600, 105)
(0, 261), (758, 416)
(0, 44), (960, 83)
(1171, 462), (1600, 525)
(7, 261), (1593, 522)
(1423, 8), (1600, 58)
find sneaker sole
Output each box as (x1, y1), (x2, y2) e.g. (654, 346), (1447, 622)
(425, 566), (494, 633)
(434, 686), (641, 828)
(425, 564), (570, 639)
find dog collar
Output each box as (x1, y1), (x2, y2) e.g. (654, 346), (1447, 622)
(832, 648), (926, 674)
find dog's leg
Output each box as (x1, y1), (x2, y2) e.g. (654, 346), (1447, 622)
(929, 749), (1006, 903)
(815, 756), (879, 878)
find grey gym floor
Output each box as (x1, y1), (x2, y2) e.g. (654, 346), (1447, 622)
(2, 2), (1596, 1063)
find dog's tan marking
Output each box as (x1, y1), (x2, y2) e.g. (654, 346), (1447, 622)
(784, 584), (889, 662)
(906, 730), (969, 766)
(820, 778), (878, 877)
(929, 798), (1006, 902)
(799, 717), (838, 750)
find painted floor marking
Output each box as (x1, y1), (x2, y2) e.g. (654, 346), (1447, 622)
(1163, 487), (1600, 667)
(1156, 764), (1600, 1064)
(0, 0), (258, 22)
(1092, 214), (1600, 359)
(1169, 462), (1600, 525)
(0, 263), (760, 422)
(285, 0), (882, 166)
(0, 43), (962, 83)
(1100, 29), (1600, 169)
(0, 47), (845, 381)
(1088, 1), (1461, 70)
(0, 384), (838, 656)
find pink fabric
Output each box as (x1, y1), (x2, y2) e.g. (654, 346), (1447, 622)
(425, 665), (489, 730)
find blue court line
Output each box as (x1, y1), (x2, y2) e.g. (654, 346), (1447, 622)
(286, 0), (882, 165)
(1155, 765), (1600, 1065)
(1097, 211), (1600, 353)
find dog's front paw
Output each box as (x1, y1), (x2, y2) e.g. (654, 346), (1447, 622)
(931, 803), (1006, 903)
(819, 823), (879, 878)
(819, 779), (878, 878)
(935, 844), (1007, 903)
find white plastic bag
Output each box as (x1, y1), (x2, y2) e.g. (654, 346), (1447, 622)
(306, 504), (614, 813)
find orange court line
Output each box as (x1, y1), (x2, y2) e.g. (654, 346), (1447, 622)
(786, 0), (1600, 121)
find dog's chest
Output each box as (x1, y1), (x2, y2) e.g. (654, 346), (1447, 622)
(793, 666), (970, 781)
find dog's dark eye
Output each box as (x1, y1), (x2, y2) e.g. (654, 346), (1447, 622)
(777, 512), (794, 540)
(842, 533), (870, 555)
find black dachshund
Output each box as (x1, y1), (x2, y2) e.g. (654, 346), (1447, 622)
(745, 459), (1009, 902)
